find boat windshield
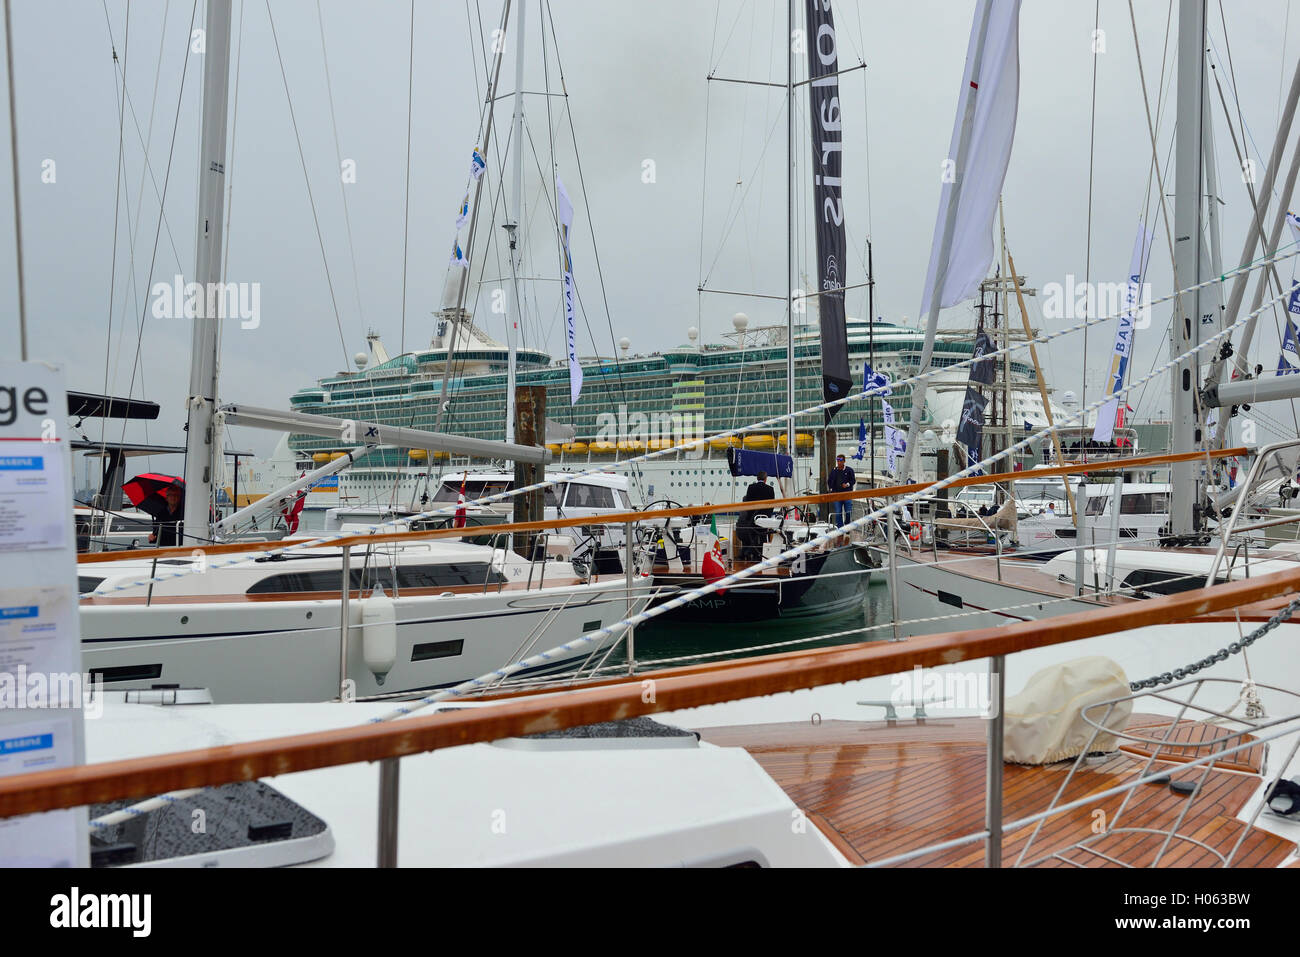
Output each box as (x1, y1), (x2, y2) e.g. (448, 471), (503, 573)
(1084, 491), (1169, 516)
(432, 480), (512, 503)
(433, 479), (564, 508)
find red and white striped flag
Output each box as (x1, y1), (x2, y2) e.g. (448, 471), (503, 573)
(453, 472), (468, 529)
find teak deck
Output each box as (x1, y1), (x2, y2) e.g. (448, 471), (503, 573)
(701, 714), (1296, 867)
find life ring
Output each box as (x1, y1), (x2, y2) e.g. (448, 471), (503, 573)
(908, 521), (922, 542)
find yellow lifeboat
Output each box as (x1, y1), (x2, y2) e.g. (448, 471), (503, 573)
(545, 443), (563, 454)
(647, 439), (675, 452)
(777, 432), (815, 450)
(617, 439), (646, 453)
(589, 441), (617, 455)
(312, 452), (331, 464)
(709, 436), (742, 451)
(743, 435), (776, 450)
(328, 452), (348, 461)
(561, 441), (589, 454)
(433, 451), (450, 461)
(408, 449), (428, 462)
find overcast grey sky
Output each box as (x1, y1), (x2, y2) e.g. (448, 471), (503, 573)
(1, 0), (1298, 462)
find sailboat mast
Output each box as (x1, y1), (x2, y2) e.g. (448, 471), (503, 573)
(868, 238), (875, 485)
(428, 0), (512, 454)
(1169, 0), (1206, 535)
(785, 0), (796, 465)
(505, 0), (527, 442)
(182, 0), (233, 544)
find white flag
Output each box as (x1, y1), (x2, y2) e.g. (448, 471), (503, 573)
(1287, 210), (1300, 249)
(557, 175), (583, 405)
(882, 397), (905, 474)
(1094, 222), (1153, 443)
(919, 0), (1022, 316)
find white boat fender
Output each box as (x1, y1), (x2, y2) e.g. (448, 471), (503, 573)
(361, 584), (398, 678)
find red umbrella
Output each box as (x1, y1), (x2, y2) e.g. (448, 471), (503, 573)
(122, 473), (185, 518)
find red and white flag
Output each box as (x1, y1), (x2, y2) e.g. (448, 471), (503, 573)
(701, 542), (728, 595)
(281, 475), (307, 534)
(453, 472), (468, 529)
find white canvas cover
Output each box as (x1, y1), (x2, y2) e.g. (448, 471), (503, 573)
(1003, 656), (1131, 765)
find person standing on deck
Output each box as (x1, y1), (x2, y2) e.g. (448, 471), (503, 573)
(827, 454), (856, 527)
(735, 472), (776, 560)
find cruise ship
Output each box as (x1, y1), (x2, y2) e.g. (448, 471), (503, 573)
(261, 306), (1111, 518)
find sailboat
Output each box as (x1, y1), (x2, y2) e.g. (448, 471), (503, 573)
(883, 0), (1300, 638)
(71, 0), (656, 703)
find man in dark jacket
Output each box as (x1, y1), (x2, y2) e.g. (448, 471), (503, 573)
(736, 471), (776, 560)
(827, 454), (856, 527)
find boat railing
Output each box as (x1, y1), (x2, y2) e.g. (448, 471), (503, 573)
(906, 493), (1006, 580)
(13, 561), (1300, 866)
(1013, 677), (1300, 868)
(1206, 438), (1300, 585)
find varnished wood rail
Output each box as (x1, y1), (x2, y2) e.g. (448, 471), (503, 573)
(2, 557), (1295, 819)
(80, 445), (1247, 562)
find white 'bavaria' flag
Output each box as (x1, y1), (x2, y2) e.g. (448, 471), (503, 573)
(1093, 222), (1153, 443)
(557, 175), (583, 405)
(919, 0), (1022, 317)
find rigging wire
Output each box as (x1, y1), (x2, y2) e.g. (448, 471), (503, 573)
(217, 0), (247, 478)
(98, 0), (128, 466)
(104, 0), (177, 463)
(1082, 0), (1100, 415)
(543, 0), (652, 499)
(1204, 28), (1300, 441)
(115, 0), (201, 462)
(316, 0), (368, 337)
(1211, 6), (1300, 438)
(263, 0), (349, 367)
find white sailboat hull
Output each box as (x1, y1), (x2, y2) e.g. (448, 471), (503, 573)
(80, 581), (653, 704)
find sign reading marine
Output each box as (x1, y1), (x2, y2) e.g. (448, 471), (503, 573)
(806, 0), (851, 421)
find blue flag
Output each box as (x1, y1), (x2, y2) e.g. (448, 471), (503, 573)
(862, 364), (891, 397)
(852, 417), (867, 460)
(1279, 290), (1300, 375)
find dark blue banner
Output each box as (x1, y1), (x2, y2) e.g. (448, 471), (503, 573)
(727, 447), (794, 478)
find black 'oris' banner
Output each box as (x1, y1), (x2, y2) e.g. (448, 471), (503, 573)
(957, 330), (995, 455)
(806, 0), (851, 422)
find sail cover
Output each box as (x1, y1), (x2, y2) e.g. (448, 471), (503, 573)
(805, 0), (851, 421)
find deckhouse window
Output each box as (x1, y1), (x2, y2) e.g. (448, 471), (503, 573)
(246, 562), (504, 594)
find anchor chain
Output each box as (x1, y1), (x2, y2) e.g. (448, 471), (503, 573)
(1129, 593), (1300, 691)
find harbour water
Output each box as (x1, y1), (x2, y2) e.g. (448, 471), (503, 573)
(612, 580), (893, 670)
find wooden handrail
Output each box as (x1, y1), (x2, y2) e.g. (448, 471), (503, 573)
(5, 559), (1295, 818)
(81, 446), (1247, 562)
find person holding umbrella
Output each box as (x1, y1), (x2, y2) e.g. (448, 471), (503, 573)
(123, 474), (187, 547)
(149, 484), (185, 546)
